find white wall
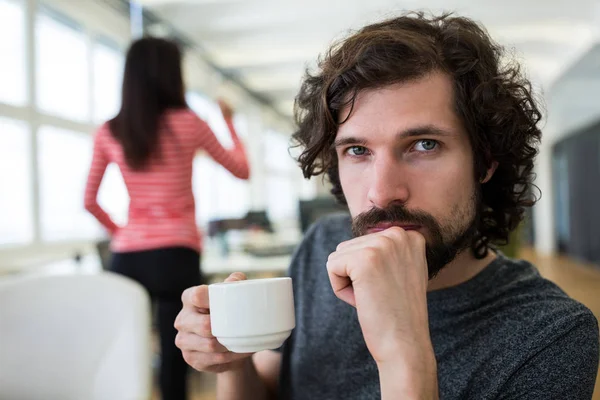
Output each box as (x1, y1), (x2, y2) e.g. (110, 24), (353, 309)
(532, 42), (600, 255)
(532, 138), (556, 255)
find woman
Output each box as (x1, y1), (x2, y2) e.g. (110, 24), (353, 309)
(84, 37), (250, 400)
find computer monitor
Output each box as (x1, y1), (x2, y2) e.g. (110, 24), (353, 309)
(244, 210), (274, 233)
(207, 210), (274, 237)
(298, 197), (349, 233)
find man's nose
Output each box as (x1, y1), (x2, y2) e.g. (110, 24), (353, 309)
(367, 155), (409, 209)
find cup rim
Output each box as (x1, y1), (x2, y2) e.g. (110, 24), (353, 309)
(209, 277), (291, 288)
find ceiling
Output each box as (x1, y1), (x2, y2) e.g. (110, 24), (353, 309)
(136, 0), (600, 119)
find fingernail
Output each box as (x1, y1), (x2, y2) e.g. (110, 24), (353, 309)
(225, 272), (246, 282)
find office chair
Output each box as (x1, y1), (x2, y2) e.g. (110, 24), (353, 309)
(95, 239), (112, 271)
(0, 273), (152, 400)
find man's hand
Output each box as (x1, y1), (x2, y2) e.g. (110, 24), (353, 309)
(175, 272), (254, 374)
(326, 226), (438, 398)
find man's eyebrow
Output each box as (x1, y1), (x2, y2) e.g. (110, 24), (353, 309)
(331, 136), (368, 150)
(396, 125), (455, 139)
(332, 125), (455, 150)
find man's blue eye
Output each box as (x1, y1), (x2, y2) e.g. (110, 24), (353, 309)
(415, 140), (438, 151)
(348, 146), (367, 156)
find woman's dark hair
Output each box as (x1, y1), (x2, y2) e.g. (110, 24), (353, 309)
(292, 12), (542, 257)
(109, 37), (188, 170)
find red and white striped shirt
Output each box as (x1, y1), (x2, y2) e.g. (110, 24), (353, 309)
(84, 108), (250, 253)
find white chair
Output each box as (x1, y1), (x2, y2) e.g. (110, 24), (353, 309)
(0, 272), (152, 400)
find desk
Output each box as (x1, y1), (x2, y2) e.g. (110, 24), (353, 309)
(201, 251), (291, 282)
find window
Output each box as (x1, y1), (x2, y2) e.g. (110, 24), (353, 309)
(0, 0), (27, 106)
(299, 174), (317, 200)
(186, 92), (211, 120)
(92, 40), (123, 123)
(263, 130), (299, 221)
(266, 175), (298, 221)
(193, 155), (251, 226)
(36, 9), (89, 122)
(96, 163), (128, 226)
(212, 165), (250, 219)
(264, 130), (294, 172)
(186, 92), (234, 146)
(193, 156), (214, 227)
(0, 117), (34, 245)
(212, 110), (251, 219)
(188, 92), (250, 223)
(288, 143), (317, 200)
(38, 126), (100, 241)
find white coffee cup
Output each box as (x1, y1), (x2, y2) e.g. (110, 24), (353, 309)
(208, 277), (295, 353)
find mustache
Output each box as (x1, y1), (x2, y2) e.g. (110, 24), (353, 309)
(351, 204), (440, 237)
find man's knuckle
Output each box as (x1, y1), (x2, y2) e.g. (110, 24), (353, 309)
(175, 333), (184, 348)
(408, 231), (426, 245)
(387, 226), (406, 239)
(363, 247), (380, 263)
(212, 352), (229, 364)
(201, 316), (212, 335)
(183, 352), (199, 369)
(378, 235), (396, 249)
(207, 339), (220, 353)
(173, 313), (184, 330)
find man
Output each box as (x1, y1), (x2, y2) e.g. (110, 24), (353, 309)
(174, 13), (599, 399)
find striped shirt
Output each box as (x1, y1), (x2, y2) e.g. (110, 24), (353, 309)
(84, 108), (250, 253)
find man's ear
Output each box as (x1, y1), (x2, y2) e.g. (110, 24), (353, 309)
(481, 161), (499, 184)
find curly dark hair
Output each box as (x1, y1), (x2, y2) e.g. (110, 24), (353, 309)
(292, 12), (542, 257)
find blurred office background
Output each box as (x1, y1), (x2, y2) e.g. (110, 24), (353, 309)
(0, 0), (599, 399)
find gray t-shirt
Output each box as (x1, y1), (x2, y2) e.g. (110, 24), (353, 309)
(278, 214), (599, 399)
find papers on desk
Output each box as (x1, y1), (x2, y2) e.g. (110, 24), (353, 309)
(201, 230), (299, 276)
(201, 251), (291, 275)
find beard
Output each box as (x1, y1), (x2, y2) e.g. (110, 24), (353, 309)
(351, 192), (479, 280)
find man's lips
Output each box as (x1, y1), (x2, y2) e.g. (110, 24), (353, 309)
(366, 222), (421, 234)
